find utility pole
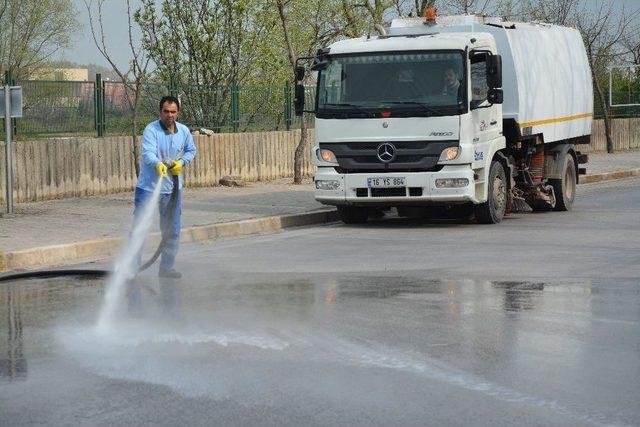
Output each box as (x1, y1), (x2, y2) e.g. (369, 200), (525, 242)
(2, 85), (22, 214)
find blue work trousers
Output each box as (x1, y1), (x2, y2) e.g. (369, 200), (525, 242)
(133, 186), (182, 272)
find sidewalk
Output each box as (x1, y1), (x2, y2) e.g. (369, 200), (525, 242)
(0, 179), (322, 253)
(1, 150), (639, 272)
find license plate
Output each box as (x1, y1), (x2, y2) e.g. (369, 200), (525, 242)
(367, 177), (406, 188)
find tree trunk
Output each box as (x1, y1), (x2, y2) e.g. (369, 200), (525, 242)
(294, 116), (308, 184)
(132, 109), (141, 177)
(276, 0), (306, 184)
(593, 76), (614, 153)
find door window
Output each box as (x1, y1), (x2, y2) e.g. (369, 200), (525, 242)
(470, 53), (489, 107)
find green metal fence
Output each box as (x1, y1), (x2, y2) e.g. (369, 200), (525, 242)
(176, 82), (234, 132)
(2, 72), (313, 138)
(173, 81), (312, 133)
(596, 91), (640, 119)
(103, 81), (168, 136)
(15, 80), (96, 135)
(5, 71), (637, 139)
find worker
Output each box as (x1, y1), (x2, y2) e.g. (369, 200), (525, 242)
(442, 67), (461, 97)
(134, 95), (197, 278)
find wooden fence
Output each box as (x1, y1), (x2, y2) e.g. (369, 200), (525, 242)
(0, 118), (638, 204)
(0, 130), (315, 204)
(588, 118), (640, 152)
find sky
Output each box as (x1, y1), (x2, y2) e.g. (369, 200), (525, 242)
(61, 0), (147, 70)
(62, 0), (640, 71)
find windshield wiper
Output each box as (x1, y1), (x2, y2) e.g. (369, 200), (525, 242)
(322, 103), (365, 109)
(382, 101), (464, 115)
(381, 101), (442, 112)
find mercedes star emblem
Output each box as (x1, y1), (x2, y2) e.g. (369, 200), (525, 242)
(377, 143), (396, 163)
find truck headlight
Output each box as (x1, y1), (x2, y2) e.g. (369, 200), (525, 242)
(317, 148), (338, 164)
(435, 178), (469, 188)
(438, 147), (460, 162)
(316, 180), (340, 190)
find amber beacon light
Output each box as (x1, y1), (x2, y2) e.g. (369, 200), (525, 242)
(425, 7), (437, 22)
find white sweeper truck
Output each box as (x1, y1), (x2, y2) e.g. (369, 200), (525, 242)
(294, 12), (593, 224)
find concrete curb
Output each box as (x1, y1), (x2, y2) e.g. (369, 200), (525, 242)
(579, 168), (640, 184)
(0, 209), (339, 273)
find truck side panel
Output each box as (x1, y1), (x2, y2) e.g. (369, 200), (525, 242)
(486, 23), (593, 143)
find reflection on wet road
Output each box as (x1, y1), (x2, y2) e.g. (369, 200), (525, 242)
(1, 272), (638, 426)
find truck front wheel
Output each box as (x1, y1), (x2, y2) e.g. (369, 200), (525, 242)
(337, 206), (369, 224)
(475, 161), (507, 224)
(550, 155), (576, 211)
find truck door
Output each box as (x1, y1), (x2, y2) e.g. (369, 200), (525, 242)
(469, 51), (501, 154)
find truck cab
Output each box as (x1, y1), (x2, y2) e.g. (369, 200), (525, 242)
(296, 15), (592, 224)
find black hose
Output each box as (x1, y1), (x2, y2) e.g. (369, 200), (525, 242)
(0, 269), (110, 282)
(0, 174), (180, 283)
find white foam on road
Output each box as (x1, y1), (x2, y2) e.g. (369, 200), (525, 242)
(340, 341), (631, 427)
(55, 323), (631, 426)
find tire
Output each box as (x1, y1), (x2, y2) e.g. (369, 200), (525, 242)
(474, 161), (507, 224)
(550, 155), (576, 211)
(337, 206), (369, 224)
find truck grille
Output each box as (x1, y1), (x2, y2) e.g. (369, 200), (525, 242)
(320, 140), (457, 173)
(371, 188), (406, 197)
(355, 187), (424, 198)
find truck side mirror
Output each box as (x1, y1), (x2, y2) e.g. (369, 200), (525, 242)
(488, 88), (504, 104)
(295, 66), (305, 82)
(487, 55), (502, 88)
(294, 84), (305, 116)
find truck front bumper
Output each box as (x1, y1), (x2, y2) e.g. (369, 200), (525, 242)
(315, 166), (480, 206)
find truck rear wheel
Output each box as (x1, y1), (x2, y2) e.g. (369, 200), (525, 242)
(475, 161), (507, 224)
(550, 155), (576, 211)
(337, 206), (368, 224)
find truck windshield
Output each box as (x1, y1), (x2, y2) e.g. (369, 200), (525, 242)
(316, 51), (465, 118)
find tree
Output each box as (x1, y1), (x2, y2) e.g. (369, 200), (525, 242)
(440, 0), (494, 15)
(275, 0), (346, 183)
(86, 0), (153, 176)
(136, 0), (285, 131)
(0, 0), (77, 79)
(575, 1), (637, 153)
(622, 30), (640, 66)
(339, 0), (411, 33)
(358, 0), (396, 27)
(519, 0), (578, 25)
(492, 0), (638, 152)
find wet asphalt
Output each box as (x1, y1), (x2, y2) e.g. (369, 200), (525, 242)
(1, 177), (639, 426)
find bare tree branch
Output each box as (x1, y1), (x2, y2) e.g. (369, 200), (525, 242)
(575, 0), (638, 153)
(85, 0), (152, 176)
(0, 0), (7, 21)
